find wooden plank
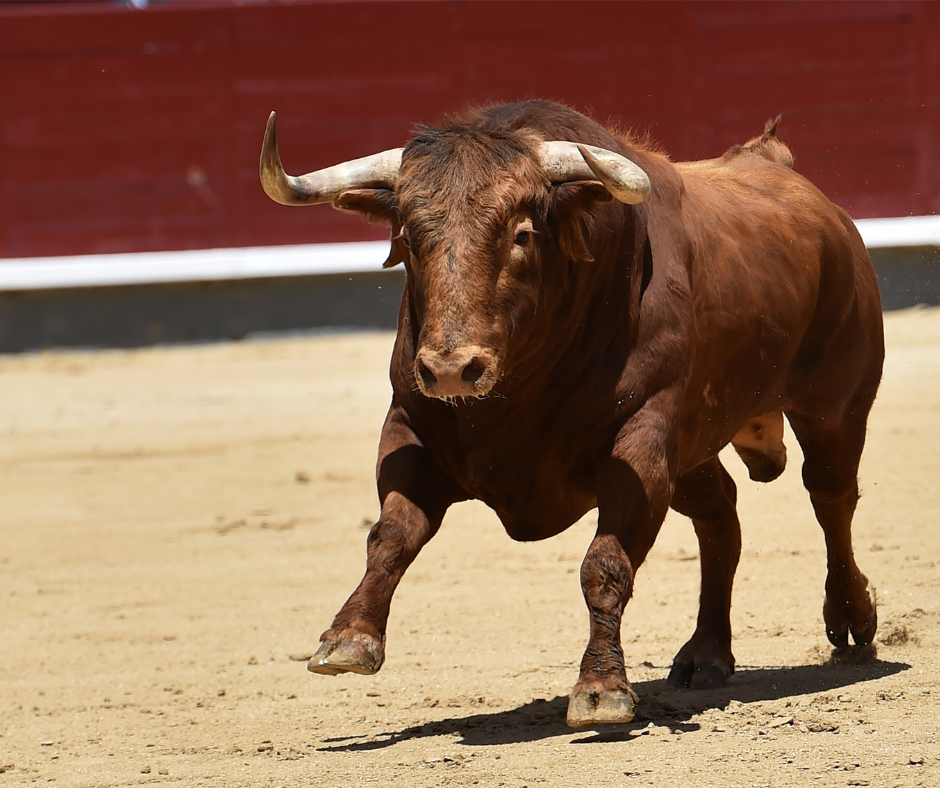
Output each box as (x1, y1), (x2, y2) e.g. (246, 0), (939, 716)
(917, 2), (940, 214)
(1, 0), (937, 259)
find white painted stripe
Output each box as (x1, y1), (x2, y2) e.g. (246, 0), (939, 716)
(855, 215), (940, 249)
(0, 241), (392, 291)
(0, 215), (936, 291)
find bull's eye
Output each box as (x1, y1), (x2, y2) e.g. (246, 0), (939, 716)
(514, 230), (530, 246)
(400, 232), (411, 250)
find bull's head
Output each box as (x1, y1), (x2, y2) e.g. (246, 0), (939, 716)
(260, 111), (650, 401)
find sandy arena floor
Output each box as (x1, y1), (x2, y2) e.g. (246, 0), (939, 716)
(1, 307), (938, 787)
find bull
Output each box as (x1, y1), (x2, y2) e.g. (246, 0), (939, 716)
(259, 100), (883, 728)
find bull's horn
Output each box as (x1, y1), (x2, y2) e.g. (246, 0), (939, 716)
(537, 141), (651, 205)
(260, 111), (403, 206)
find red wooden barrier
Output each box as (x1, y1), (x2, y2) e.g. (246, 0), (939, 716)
(1, 0), (938, 259)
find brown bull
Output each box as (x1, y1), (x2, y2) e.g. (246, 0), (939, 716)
(260, 100), (883, 728)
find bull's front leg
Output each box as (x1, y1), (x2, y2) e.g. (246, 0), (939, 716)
(567, 414), (674, 728)
(309, 409), (464, 677)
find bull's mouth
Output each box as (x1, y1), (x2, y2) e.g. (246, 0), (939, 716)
(414, 345), (499, 400)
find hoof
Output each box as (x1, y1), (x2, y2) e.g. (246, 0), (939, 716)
(825, 583), (877, 649)
(667, 659), (732, 690)
(668, 637), (735, 689)
(850, 584), (878, 647)
(825, 618), (850, 649)
(567, 684), (638, 728)
(666, 660), (693, 689)
(307, 635), (383, 676)
(692, 662), (732, 688)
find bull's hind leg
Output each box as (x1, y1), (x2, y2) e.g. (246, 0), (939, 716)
(668, 457), (741, 688)
(787, 410), (877, 649)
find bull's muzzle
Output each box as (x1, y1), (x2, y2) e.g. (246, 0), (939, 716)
(415, 346), (498, 399)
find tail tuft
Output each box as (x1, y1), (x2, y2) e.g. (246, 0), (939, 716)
(726, 115), (794, 168)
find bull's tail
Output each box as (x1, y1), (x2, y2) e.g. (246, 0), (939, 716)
(725, 116), (794, 169)
(734, 116), (794, 168)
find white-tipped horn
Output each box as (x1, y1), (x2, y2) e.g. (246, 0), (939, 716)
(260, 111), (403, 206)
(537, 141), (651, 205)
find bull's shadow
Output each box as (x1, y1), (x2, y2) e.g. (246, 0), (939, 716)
(317, 653), (909, 751)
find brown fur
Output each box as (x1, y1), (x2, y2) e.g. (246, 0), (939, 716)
(305, 100), (884, 721)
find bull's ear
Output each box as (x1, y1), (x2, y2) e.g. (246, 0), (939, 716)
(382, 218), (409, 269)
(549, 181), (613, 262)
(333, 188), (406, 268)
(332, 188), (399, 225)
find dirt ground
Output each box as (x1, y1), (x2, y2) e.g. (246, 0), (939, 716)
(1, 306), (938, 788)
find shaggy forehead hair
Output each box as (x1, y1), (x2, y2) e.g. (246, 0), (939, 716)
(398, 117), (550, 249)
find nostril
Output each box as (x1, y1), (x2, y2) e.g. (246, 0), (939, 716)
(417, 359), (437, 388)
(461, 359), (486, 384)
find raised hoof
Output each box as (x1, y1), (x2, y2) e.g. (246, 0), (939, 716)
(307, 636), (383, 677)
(667, 659), (732, 690)
(566, 684), (638, 728)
